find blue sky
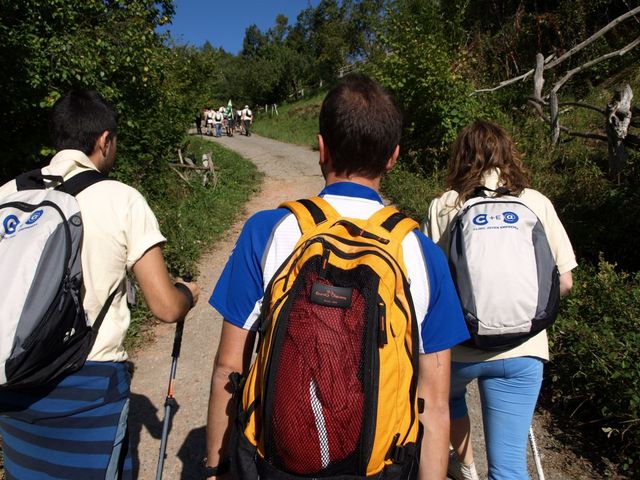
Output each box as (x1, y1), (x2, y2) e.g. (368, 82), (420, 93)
(159, 0), (321, 54)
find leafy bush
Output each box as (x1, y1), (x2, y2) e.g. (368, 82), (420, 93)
(126, 137), (262, 348)
(370, 0), (483, 172)
(545, 259), (640, 476)
(381, 162), (444, 220)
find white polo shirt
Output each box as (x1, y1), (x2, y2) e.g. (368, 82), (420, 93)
(0, 150), (166, 362)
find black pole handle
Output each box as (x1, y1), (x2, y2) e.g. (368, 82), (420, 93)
(171, 321), (184, 358)
(171, 272), (193, 358)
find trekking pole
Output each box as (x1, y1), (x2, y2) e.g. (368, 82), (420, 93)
(529, 425), (546, 480)
(155, 274), (192, 480)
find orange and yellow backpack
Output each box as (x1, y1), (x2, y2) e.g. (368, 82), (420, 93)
(230, 196), (423, 479)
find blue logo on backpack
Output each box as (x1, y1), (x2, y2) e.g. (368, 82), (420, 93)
(503, 211), (519, 224)
(26, 210), (44, 225)
(3, 215), (19, 235)
(473, 214), (488, 226)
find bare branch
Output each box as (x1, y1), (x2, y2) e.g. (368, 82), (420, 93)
(551, 36), (640, 94)
(550, 91), (560, 144)
(472, 71), (534, 94)
(565, 130), (608, 142)
(168, 163), (210, 171)
(473, 6), (640, 95)
(557, 102), (606, 115)
(544, 6), (640, 71)
(533, 53), (545, 100)
(169, 165), (193, 187)
(529, 100), (608, 142)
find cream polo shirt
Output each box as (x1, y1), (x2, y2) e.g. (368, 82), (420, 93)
(0, 150), (166, 362)
(422, 169), (577, 362)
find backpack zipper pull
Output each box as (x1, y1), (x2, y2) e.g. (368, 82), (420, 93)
(319, 247), (330, 279)
(378, 301), (387, 346)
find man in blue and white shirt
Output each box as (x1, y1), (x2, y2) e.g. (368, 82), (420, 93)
(205, 74), (469, 479)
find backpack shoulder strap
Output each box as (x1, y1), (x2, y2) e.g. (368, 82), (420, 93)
(368, 206), (419, 242)
(471, 185), (512, 198)
(57, 170), (108, 197)
(16, 169), (64, 190)
(15, 169), (106, 196)
(280, 196), (340, 234)
(90, 288), (118, 339)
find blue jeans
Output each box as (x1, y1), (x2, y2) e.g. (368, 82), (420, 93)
(215, 123), (222, 137)
(450, 357), (543, 480)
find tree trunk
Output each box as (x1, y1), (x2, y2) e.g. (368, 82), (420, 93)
(606, 84), (633, 182)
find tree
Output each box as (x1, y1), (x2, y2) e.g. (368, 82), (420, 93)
(371, 0), (481, 170)
(0, 0), (183, 186)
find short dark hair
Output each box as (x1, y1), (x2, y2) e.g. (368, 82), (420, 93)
(319, 74), (402, 179)
(49, 90), (118, 155)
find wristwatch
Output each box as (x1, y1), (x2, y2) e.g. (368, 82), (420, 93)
(202, 457), (230, 478)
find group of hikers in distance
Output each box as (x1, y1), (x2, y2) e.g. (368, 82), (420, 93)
(195, 104), (253, 138)
(0, 73), (575, 480)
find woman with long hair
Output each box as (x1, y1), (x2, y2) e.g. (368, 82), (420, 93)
(424, 120), (577, 480)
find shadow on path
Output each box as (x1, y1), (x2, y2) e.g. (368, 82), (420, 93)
(176, 426), (207, 479)
(128, 361), (179, 479)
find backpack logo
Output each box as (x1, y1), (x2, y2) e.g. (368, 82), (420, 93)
(472, 214), (488, 226)
(26, 209), (44, 225)
(310, 282), (352, 308)
(3, 214), (19, 235)
(503, 211), (519, 224)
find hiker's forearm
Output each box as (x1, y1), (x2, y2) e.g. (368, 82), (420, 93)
(419, 405), (450, 479)
(205, 322), (255, 475)
(206, 361), (234, 470)
(418, 350), (451, 480)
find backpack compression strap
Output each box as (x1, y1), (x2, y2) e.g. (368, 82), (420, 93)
(280, 196), (340, 234)
(282, 197), (419, 242)
(368, 206), (419, 242)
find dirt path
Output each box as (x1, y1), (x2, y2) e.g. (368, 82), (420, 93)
(129, 134), (597, 479)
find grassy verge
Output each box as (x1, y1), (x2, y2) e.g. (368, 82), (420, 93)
(126, 136), (262, 348)
(252, 91), (326, 149)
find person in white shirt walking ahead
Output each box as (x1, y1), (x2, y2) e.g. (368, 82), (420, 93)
(241, 105), (253, 136)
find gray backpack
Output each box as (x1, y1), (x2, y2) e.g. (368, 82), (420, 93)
(449, 187), (560, 350)
(0, 170), (116, 389)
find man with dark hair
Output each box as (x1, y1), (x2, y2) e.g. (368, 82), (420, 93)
(318, 74), (403, 179)
(204, 74), (468, 479)
(0, 89), (200, 480)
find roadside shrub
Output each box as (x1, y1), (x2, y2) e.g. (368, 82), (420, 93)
(126, 137), (262, 348)
(371, 1), (482, 173)
(546, 259), (640, 476)
(381, 162), (445, 221)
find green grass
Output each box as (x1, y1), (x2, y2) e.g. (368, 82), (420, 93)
(126, 136), (262, 348)
(252, 90), (326, 149)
